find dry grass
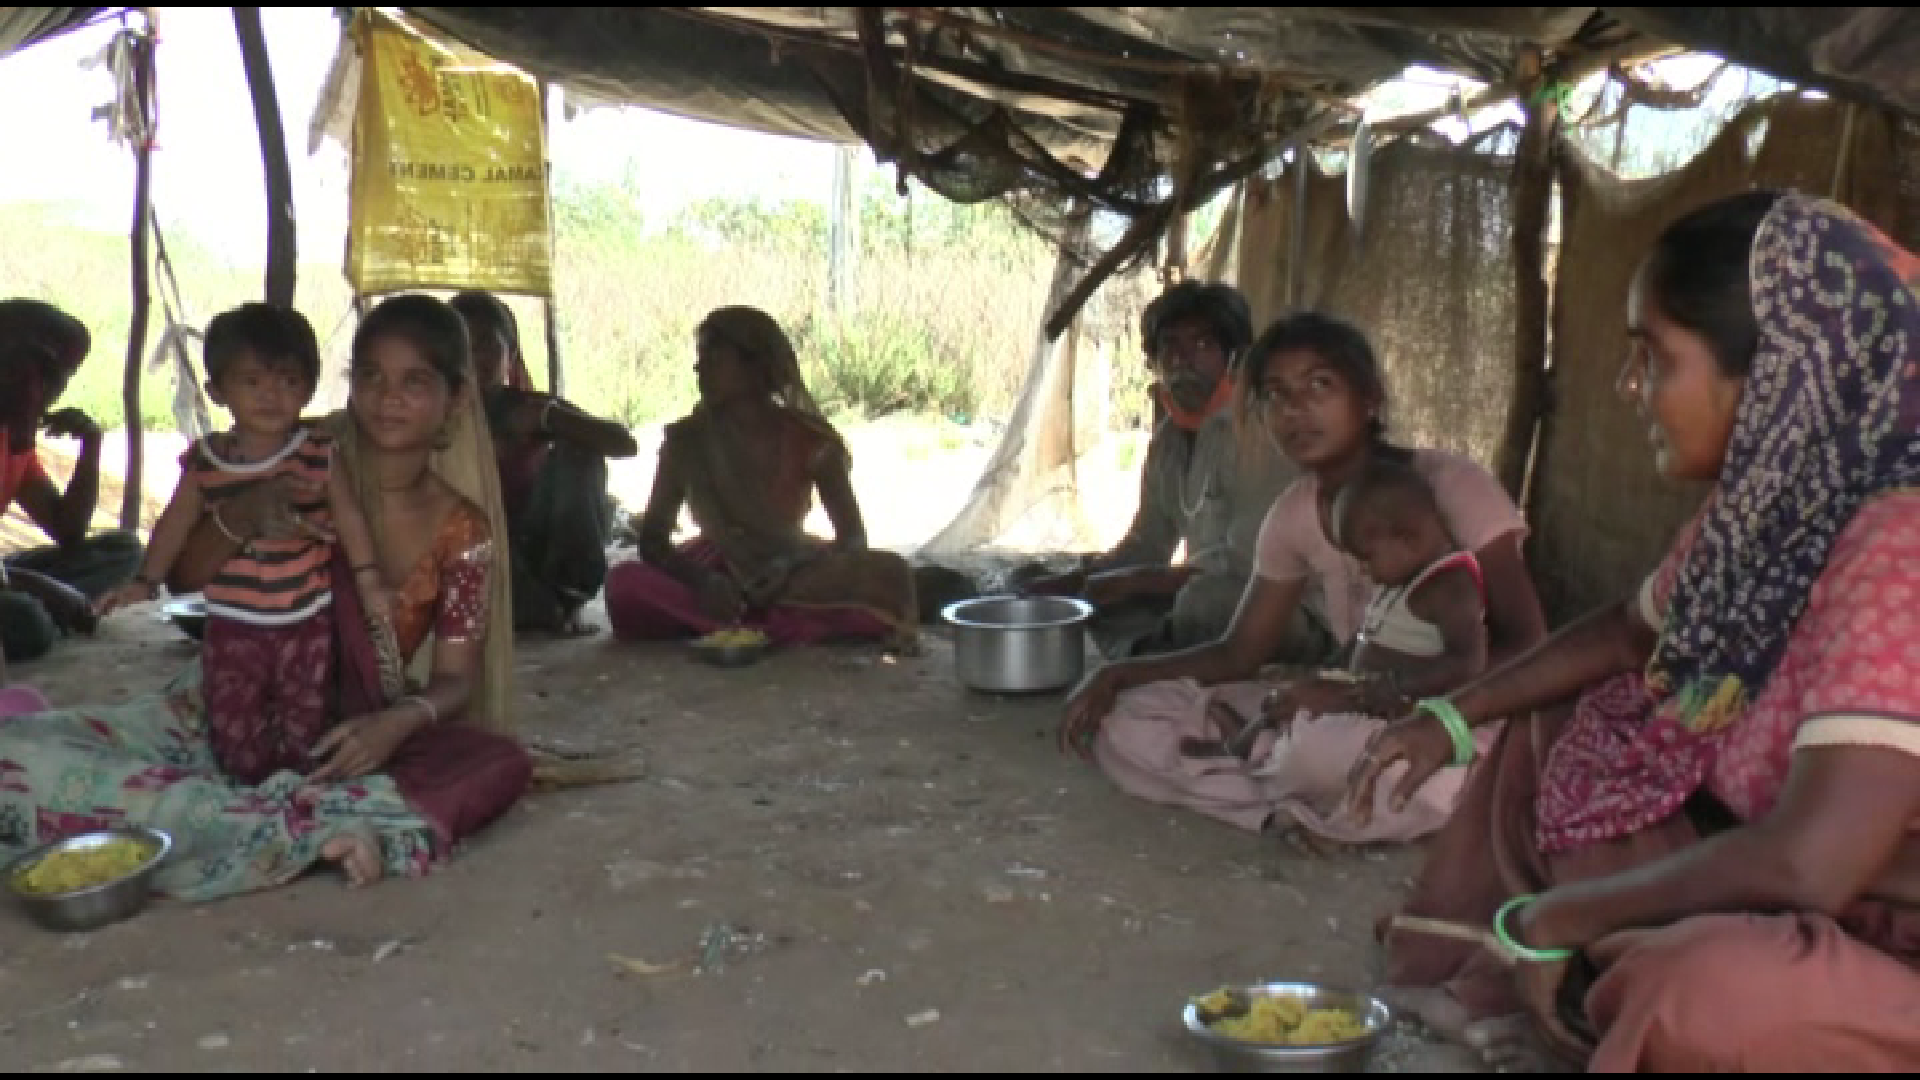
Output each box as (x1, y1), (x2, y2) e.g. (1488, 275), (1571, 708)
(2, 194), (1157, 436)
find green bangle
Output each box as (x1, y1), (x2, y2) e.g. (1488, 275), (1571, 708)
(1494, 894), (1575, 963)
(1417, 697), (1476, 767)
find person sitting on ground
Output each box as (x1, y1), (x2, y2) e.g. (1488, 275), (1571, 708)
(1066, 311), (1547, 846)
(95, 303), (385, 786)
(0, 293), (532, 898)
(604, 305), (918, 651)
(1175, 457), (1488, 841)
(1027, 280), (1322, 662)
(449, 290), (638, 636)
(1354, 191), (1920, 1071)
(0, 299), (142, 663)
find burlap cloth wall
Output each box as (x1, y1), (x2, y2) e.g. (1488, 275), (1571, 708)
(1235, 139), (1521, 471)
(1230, 99), (1917, 623)
(1531, 97), (1909, 621)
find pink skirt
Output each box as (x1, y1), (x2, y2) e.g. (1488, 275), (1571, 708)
(0, 686), (50, 720)
(604, 543), (896, 647)
(1092, 679), (1495, 843)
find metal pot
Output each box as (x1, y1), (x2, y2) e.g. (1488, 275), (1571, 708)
(7, 826), (173, 933)
(943, 596), (1093, 694)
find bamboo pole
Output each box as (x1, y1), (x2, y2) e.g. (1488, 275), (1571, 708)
(120, 22), (157, 532)
(234, 7), (297, 308)
(1287, 148), (1309, 309)
(828, 144), (857, 316)
(539, 80), (562, 395)
(1500, 83), (1557, 504)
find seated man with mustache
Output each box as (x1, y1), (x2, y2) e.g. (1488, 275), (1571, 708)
(1028, 281), (1330, 663)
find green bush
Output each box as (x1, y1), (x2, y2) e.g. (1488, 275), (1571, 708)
(796, 309), (975, 420)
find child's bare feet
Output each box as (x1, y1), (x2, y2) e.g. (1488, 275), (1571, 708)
(1465, 1013), (1579, 1073)
(1262, 815), (1345, 859)
(1377, 985), (1475, 1043)
(1205, 699), (1248, 741)
(320, 831), (383, 888)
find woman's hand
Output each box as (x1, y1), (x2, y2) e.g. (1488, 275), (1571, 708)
(307, 709), (421, 783)
(93, 578), (158, 619)
(737, 556), (797, 608)
(1083, 569), (1141, 607)
(1259, 683), (1298, 728)
(696, 571), (746, 624)
(10, 570), (97, 635)
(1285, 676), (1358, 717)
(1060, 664), (1127, 758)
(356, 575), (397, 625)
(593, 420), (640, 460)
(218, 475), (330, 544)
(1260, 678), (1353, 729)
(1344, 710), (1455, 827)
(1022, 569), (1088, 599)
(41, 407), (103, 445)
(1511, 894), (1590, 1062)
(1086, 566), (1197, 607)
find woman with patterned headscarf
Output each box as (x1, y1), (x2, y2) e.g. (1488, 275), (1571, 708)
(604, 306), (917, 650)
(1351, 192), (1920, 1069)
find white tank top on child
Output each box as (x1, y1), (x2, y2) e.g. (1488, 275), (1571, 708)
(1352, 551), (1483, 659)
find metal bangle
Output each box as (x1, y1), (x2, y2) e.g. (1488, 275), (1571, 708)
(399, 694), (439, 725)
(210, 506), (246, 546)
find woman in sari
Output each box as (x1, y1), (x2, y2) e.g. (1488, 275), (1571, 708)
(1351, 191), (1920, 1070)
(1063, 313), (1546, 845)
(604, 306), (917, 651)
(0, 294), (530, 897)
(449, 291), (637, 635)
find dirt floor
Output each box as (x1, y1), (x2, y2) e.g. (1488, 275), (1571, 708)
(1, 423), (1486, 1073)
(0, 599), (1488, 1074)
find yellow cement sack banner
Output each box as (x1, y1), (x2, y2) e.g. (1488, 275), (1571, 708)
(346, 10), (552, 296)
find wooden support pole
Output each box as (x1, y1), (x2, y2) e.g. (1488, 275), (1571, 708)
(120, 26), (156, 532)
(542, 301), (562, 395)
(539, 80), (562, 396)
(1832, 102), (1859, 201)
(828, 144), (857, 316)
(234, 7), (297, 308)
(1287, 148), (1309, 309)
(1499, 81), (1557, 503)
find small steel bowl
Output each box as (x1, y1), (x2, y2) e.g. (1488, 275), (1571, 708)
(6, 826), (173, 933)
(159, 597), (207, 642)
(691, 633), (771, 669)
(1182, 982), (1392, 1073)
